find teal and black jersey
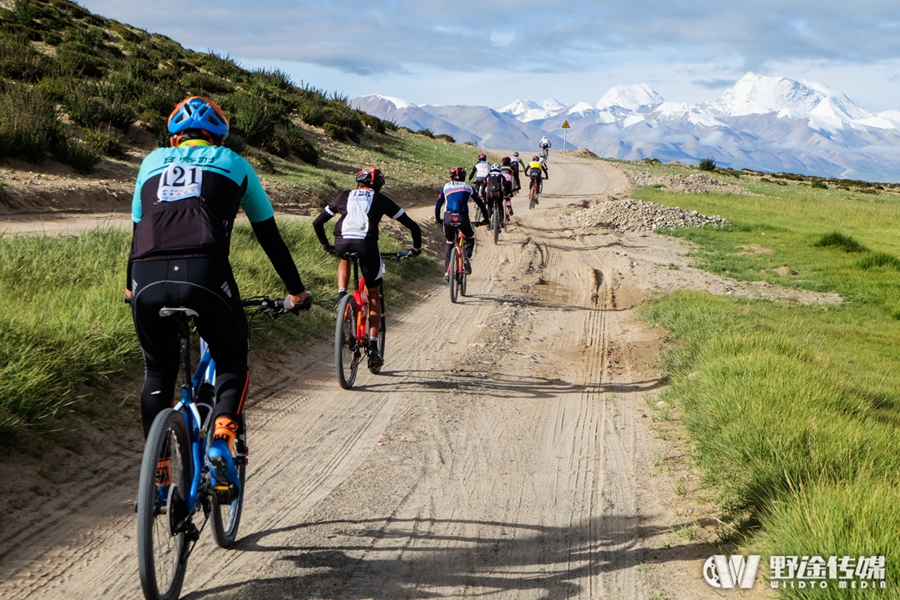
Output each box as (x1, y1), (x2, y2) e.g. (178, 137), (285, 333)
(131, 143), (274, 261)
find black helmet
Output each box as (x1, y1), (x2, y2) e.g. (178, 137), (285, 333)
(501, 156), (511, 166)
(356, 166), (385, 192)
(449, 166), (466, 181)
(478, 153), (487, 161)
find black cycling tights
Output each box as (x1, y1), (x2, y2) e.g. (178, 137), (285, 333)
(131, 257), (249, 438)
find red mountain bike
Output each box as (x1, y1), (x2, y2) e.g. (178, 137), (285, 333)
(334, 250), (408, 389)
(445, 219), (485, 303)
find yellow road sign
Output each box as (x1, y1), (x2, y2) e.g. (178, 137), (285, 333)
(562, 120), (570, 129)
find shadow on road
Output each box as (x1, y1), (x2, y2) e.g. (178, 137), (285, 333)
(183, 514), (716, 600)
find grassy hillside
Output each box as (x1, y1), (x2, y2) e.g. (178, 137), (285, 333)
(0, 0), (476, 206)
(626, 160), (900, 597)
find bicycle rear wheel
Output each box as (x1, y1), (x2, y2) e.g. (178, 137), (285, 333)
(210, 413), (246, 548)
(369, 292), (386, 375)
(449, 246), (460, 303)
(137, 409), (192, 600)
(335, 295), (360, 389)
(492, 204), (500, 245)
(529, 181), (537, 209)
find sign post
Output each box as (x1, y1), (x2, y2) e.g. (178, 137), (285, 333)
(561, 120), (570, 154)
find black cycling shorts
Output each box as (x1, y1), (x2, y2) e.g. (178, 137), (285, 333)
(335, 240), (384, 288)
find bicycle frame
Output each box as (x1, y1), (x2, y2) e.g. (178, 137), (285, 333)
(163, 316), (218, 517)
(445, 223), (467, 279)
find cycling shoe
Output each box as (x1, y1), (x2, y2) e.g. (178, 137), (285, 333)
(208, 439), (241, 502)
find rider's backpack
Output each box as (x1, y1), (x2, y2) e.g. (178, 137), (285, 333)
(485, 172), (505, 199)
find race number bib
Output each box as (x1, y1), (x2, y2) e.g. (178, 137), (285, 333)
(157, 163), (203, 202)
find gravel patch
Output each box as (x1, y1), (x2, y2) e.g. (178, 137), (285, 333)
(554, 198), (729, 233)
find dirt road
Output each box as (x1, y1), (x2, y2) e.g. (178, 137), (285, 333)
(0, 154), (774, 599)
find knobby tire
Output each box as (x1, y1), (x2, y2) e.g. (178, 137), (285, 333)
(137, 409), (192, 600)
(335, 295), (359, 389)
(491, 204), (500, 245)
(369, 292), (386, 374)
(449, 246), (460, 303)
(209, 413), (246, 548)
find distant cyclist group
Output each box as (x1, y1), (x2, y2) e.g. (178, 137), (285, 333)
(126, 95), (553, 599)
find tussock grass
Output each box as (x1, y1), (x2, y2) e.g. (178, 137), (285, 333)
(0, 220), (435, 443)
(813, 231), (868, 253)
(856, 252), (900, 271)
(633, 165), (900, 596)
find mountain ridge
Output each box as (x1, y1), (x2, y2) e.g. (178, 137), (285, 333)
(352, 73), (900, 182)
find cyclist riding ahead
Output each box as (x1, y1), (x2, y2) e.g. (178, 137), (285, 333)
(313, 167), (422, 369)
(539, 136), (551, 157)
(435, 167), (489, 281)
(468, 153), (491, 197)
(503, 155), (521, 193)
(500, 157), (517, 216)
(525, 154), (549, 204)
(126, 96), (312, 500)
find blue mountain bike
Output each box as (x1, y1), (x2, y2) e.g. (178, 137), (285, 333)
(136, 297), (286, 600)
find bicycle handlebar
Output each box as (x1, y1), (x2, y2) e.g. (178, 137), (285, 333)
(336, 250), (414, 262)
(241, 296), (287, 319)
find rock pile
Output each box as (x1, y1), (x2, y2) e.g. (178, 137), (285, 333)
(555, 198), (730, 233)
(624, 170), (754, 196)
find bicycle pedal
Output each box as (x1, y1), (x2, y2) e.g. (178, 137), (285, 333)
(213, 483), (240, 504)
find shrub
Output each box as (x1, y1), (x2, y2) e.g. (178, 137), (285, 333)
(54, 136), (101, 173)
(202, 51), (244, 80)
(263, 135), (290, 158)
(285, 123), (318, 166)
(811, 180), (828, 189)
(296, 101), (325, 127)
(323, 122), (357, 143)
(251, 67), (293, 91)
(436, 133), (456, 143)
(180, 71), (234, 95)
(220, 92), (287, 145)
(53, 42), (104, 78)
(223, 133), (247, 155)
(83, 126), (129, 159)
(248, 152), (276, 174)
(698, 157), (717, 171)
(856, 252), (900, 270)
(358, 112), (385, 134)
(0, 33), (48, 81)
(813, 232), (868, 253)
(0, 84), (61, 162)
(63, 81), (136, 130)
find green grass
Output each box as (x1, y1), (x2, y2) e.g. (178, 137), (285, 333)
(633, 168), (900, 598)
(0, 221), (436, 443)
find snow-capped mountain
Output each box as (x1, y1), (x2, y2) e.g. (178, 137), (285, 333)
(351, 73), (900, 182)
(596, 84), (664, 112)
(499, 99), (567, 122)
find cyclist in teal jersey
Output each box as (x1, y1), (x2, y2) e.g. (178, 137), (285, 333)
(126, 96), (312, 499)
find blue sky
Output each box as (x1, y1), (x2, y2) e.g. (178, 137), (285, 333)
(77, 0), (900, 112)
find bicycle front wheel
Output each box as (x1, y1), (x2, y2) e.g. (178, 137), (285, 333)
(335, 295), (360, 389)
(370, 292), (386, 375)
(210, 413), (246, 548)
(137, 408), (192, 600)
(449, 246), (460, 303)
(460, 256), (468, 297)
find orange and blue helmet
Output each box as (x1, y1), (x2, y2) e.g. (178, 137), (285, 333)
(168, 96), (229, 145)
